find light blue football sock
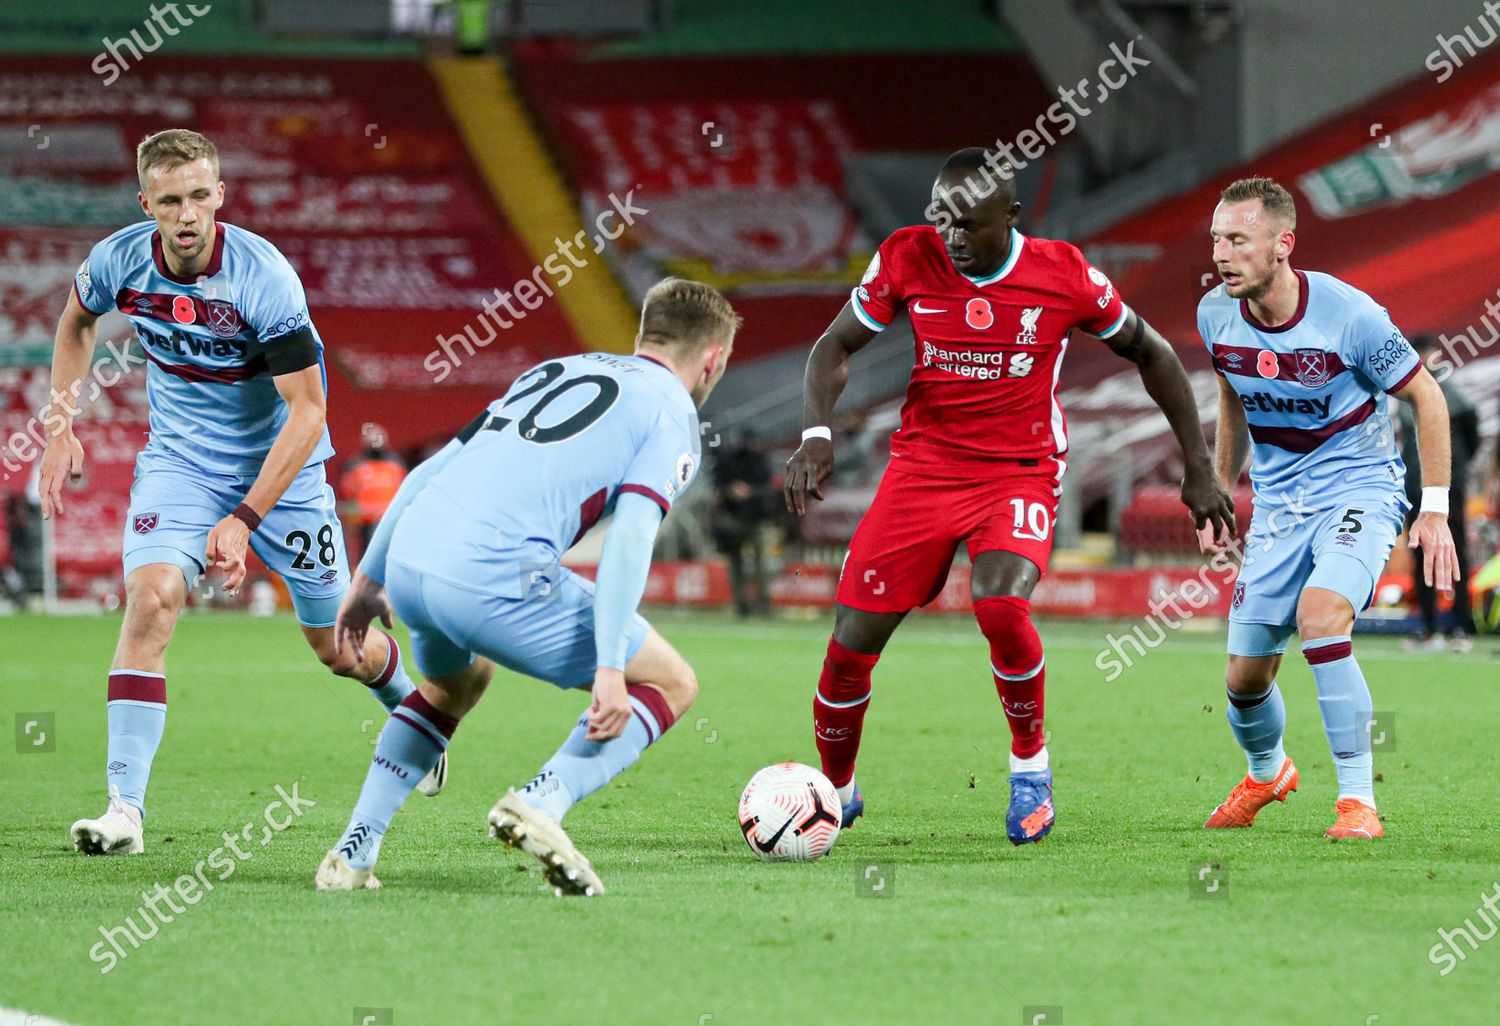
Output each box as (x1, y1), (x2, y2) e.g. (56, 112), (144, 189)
(334, 695), (451, 871)
(1225, 682), (1287, 783)
(519, 693), (669, 823)
(363, 630), (416, 713)
(1303, 635), (1375, 805)
(106, 671), (168, 818)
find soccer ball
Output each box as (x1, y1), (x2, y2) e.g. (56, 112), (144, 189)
(738, 762), (842, 861)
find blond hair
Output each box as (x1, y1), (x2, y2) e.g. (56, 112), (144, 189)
(1220, 176), (1297, 231)
(137, 129), (219, 192)
(638, 278), (742, 355)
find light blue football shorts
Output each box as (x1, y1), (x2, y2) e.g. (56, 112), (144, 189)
(384, 560), (652, 687)
(1227, 489), (1404, 657)
(122, 447), (350, 627)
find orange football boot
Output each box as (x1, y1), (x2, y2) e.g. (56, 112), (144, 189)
(1203, 757), (1299, 828)
(1325, 798), (1383, 839)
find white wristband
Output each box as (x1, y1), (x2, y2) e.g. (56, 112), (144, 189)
(801, 426), (832, 442)
(1420, 486), (1450, 516)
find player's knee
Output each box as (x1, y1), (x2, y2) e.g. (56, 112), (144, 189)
(121, 573), (181, 640)
(1225, 657), (1275, 693)
(304, 629), (359, 676)
(661, 660), (698, 713)
(1295, 597), (1353, 641)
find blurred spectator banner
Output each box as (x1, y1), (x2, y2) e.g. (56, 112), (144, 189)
(562, 100), (867, 288)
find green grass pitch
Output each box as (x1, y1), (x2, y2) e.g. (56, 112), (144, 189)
(3, 609), (1499, 1025)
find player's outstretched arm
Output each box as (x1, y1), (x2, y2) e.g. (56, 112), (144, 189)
(1197, 375), (1251, 554)
(1097, 311), (1235, 540)
(784, 303), (878, 515)
(589, 491), (666, 741)
(1394, 367), (1459, 593)
(206, 365), (327, 593)
(39, 289), (101, 519)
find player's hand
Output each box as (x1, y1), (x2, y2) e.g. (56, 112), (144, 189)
(38, 431), (85, 519)
(586, 667), (631, 741)
(205, 515), (251, 595)
(784, 438), (833, 516)
(335, 569), (393, 658)
(1408, 511), (1460, 594)
(1196, 522), (1231, 556)
(1182, 466), (1236, 546)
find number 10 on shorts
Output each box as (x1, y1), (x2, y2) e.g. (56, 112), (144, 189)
(1009, 499), (1051, 542)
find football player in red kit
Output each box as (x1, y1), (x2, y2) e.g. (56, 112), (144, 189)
(784, 149), (1235, 844)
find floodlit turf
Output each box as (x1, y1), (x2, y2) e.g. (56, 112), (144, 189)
(3, 609), (1499, 1025)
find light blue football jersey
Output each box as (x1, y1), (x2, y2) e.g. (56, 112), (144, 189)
(1198, 270), (1420, 509)
(73, 220), (333, 475)
(389, 353), (701, 596)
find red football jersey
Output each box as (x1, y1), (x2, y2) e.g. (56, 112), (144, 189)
(850, 225), (1127, 476)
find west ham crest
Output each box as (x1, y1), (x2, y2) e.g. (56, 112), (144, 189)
(1231, 581), (1245, 610)
(1294, 348), (1330, 388)
(206, 299), (244, 339)
(132, 512), (159, 535)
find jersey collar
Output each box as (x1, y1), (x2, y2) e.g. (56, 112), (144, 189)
(151, 223), (225, 285)
(1239, 269), (1309, 334)
(960, 228), (1025, 287)
(633, 351), (693, 399)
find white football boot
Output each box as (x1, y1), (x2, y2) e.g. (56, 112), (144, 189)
(487, 788), (605, 896)
(70, 786), (144, 855)
(315, 850), (382, 891)
(415, 750), (447, 797)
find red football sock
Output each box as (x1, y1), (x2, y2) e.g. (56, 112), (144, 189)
(812, 637), (880, 789)
(974, 596), (1047, 759)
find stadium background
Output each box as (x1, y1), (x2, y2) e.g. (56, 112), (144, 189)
(5, 4), (1500, 1025)
(4, 0), (1499, 627)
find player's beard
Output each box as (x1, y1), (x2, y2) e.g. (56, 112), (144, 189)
(1224, 261), (1274, 301)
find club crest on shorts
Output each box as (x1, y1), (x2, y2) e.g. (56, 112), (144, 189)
(966, 298), (994, 330)
(206, 299), (244, 338)
(1294, 348), (1330, 387)
(1231, 581), (1245, 610)
(132, 512), (159, 534)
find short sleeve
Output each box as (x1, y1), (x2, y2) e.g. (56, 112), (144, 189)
(849, 234), (905, 332)
(74, 240), (115, 315)
(1197, 296), (1225, 376)
(1348, 299), (1420, 393)
(242, 252), (312, 343)
(1072, 249), (1128, 339)
(617, 407), (699, 515)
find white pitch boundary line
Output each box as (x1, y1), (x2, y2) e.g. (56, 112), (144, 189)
(0, 1008), (82, 1026)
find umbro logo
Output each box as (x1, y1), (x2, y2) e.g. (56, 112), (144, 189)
(108, 760), (127, 775)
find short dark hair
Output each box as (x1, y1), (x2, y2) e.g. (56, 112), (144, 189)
(1220, 177), (1297, 231)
